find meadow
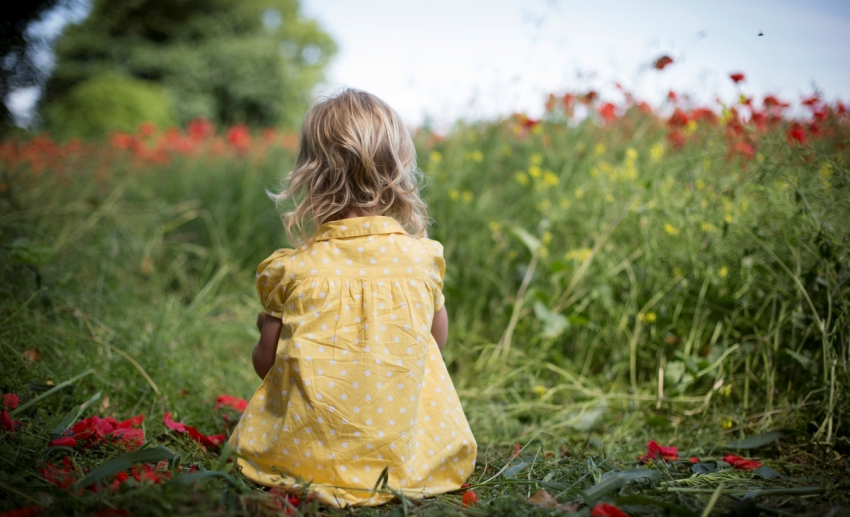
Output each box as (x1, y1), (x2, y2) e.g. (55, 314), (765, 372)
(1, 85), (848, 516)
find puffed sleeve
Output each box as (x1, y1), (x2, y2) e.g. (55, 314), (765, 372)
(426, 240), (446, 312)
(256, 249), (294, 318)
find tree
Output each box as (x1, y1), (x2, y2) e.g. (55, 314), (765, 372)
(41, 0), (336, 129)
(0, 1), (64, 134)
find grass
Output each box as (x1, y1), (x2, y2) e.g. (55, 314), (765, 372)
(1, 96), (849, 515)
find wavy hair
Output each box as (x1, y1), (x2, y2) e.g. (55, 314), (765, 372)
(273, 88), (428, 245)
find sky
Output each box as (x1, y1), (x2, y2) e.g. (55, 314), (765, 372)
(8, 0), (850, 129)
(301, 0), (850, 128)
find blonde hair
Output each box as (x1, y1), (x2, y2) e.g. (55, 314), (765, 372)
(273, 88), (428, 245)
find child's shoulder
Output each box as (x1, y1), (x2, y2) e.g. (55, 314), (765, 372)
(256, 248), (297, 275)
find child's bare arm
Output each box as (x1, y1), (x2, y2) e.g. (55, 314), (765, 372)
(431, 307), (448, 351)
(253, 313), (282, 379)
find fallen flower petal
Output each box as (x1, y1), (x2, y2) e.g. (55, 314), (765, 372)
(2, 393), (20, 409)
(639, 440), (678, 463)
(41, 457), (77, 488)
(461, 490), (479, 508)
(49, 437), (78, 448)
(1, 409), (21, 435)
(592, 503), (630, 517)
(689, 457), (700, 463)
(724, 454), (763, 471)
(163, 412), (188, 432)
(186, 426), (226, 447)
(214, 395), (248, 412)
(0, 507), (43, 517)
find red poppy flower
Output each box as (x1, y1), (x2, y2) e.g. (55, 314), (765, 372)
(723, 454), (763, 471)
(2, 393), (19, 409)
(592, 503), (630, 517)
(226, 125), (251, 154)
(639, 440), (678, 463)
(837, 101), (847, 115)
(137, 122), (157, 138)
(801, 95), (820, 107)
(462, 490), (479, 508)
(214, 395), (248, 412)
(0, 507), (43, 517)
(598, 103), (617, 122)
(667, 91), (678, 102)
(187, 118), (215, 141)
(729, 141), (754, 158)
(668, 108), (690, 128)
(787, 123), (807, 145)
(583, 91), (598, 104)
(667, 130), (686, 149)
(729, 73), (745, 84)
(692, 108), (718, 124)
(653, 55), (674, 70)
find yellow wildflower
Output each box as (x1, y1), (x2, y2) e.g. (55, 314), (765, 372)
(724, 213), (733, 223)
(469, 150), (484, 162)
(462, 190), (473, 203)
(535, 199), (551, 211)
(575, 187), (585, 200)
(559, 198), (571, 209)
(530, 153), (543, 165)
(625, 148), (638, 162)
(650, 143), (665, 162)
(686, 120), (697, 134)
(565, 248), (592, 262)
(639, 312), (657, 324)
(532, 124), (543, 135)
(595, 143), (606, 156)
(720, 384), (732, 397)
(542, 171), (559, 186)
(508, 250), (518, 259)
(700, 222), (716, 232)
(529, 165), (541, 178)
(721, 420), (733, 429)
(539, 247), (549, 258)
(695, 179), (705, 191)
(673, 267), (682, 277)
(700, 199), (709, 209)
(542, 231), (552, 245)
(448, 189), (460, 201)
(532, 385), (547, 397)
(515, 172), (530, 186)
(664, 224), (679, 236)
(605, 193), (614, 203)
(429, 150), (443, 164)
(489, 221), (502, 233)
(718, 265), (728, 278)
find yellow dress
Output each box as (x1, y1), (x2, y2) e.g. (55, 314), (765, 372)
(229, 216), (477, 507)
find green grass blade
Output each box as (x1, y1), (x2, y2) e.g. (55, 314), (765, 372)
(724, 431), (786, 449)
(75, 445), (175, 489)
(10, 370), (93, 416)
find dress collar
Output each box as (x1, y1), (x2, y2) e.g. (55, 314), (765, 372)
(314, 216), (407, 241)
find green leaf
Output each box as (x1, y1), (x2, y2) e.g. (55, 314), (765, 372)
(691, 462), (718, 475)
(567, 314), (589, 327)
(509, 226), (540, 254)
(580, 474), (625, 504)
(501, 461), (528, 479)
(169, 470), (244, 489)
(725, 431), (786, 449)
(75, 446), (175, 488)
(51, 390), (102, 438)
(784, 348), (813, 369)
(613, 495), (699, 517)
(10, 237), (56, 266)
(533, 301), (570, 339)
(754, 465), (782, 479)
(610, 469), (661, 484)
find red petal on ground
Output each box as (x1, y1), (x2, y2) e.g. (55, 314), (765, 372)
(112, 471), (130, 490)
(214, 395), (248, 412)
(115, 415), (145, 429)
(723, 454), (764, 471)
(639, 440), (678, 463)
(186, 427), (225, 447)
(653, 55), (674, 70)
(461, 490), (479, 508)
(2, 393), (20, 409)
(689, 457), (700, 463)
(0, 507), (43, 517)
(49, 437), (78, 447)
(163, 412), (188, 432)
(41, 458), (77, 488)
(513, 443), (522, 458)
(93, 510), (130, 517)
(592, 503), (630, 517)
(1, 409), (16, 433)
(730, 72), (746, 83)
(111, 428), (145, 448)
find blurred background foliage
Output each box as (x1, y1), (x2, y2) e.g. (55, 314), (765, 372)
(4, 0), (336, 138)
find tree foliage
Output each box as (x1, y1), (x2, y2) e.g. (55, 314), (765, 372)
(0, 0), (64, 133)
(42, 0), (336, 129)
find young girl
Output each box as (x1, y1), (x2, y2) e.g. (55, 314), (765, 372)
(228, 89), (477, 507)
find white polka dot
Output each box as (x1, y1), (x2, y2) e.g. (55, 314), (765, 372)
(341, 225), (347, 231)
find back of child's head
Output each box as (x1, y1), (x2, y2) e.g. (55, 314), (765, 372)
(274, 88), (428, 244)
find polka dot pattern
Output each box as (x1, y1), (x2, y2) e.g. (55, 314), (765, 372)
(230, 216), (475, 507)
